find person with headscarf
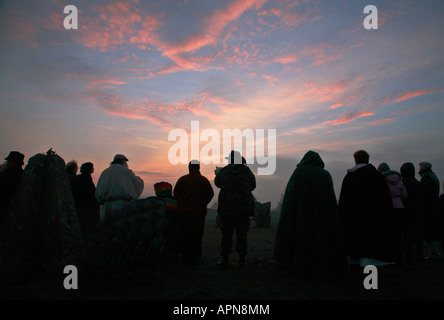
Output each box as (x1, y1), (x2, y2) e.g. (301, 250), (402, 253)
(274, 150), (347, 277)
(377, 162), (408, 209)
(377, 162), (407, 263)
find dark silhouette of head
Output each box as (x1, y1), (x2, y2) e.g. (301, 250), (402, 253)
(111, 154), (129, 166)
(189, 160), (200, 172)
(226, 150), (246, 165)
(80, 162), (94, 175)
(154, 181), (173, 198)
(400, 162), (415, 179)
(353, 150), (369, 165)
(377, 162), (390, 173)
(418, 161), (432, 175)
(66, 160), (78, 174)
(5, 151), (25, 169)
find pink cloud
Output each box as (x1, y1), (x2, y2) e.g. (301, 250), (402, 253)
(392, 89), (444, 103)
(262, 74), (281, 85)
(274, 54), (298, 64)
(87, 87), (216, 129)
(328, 103), (345, 110)
(322, 111), (375, 126)
(74, 1), (144, 51)
(302, 80), (348, 102)
(368, 118), (397, 126)
(88, 79), (127, 86)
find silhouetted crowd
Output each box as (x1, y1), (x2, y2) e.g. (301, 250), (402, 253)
(0, 148), (443, 283)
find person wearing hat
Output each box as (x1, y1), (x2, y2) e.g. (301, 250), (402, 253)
(95, 154), (144, 222)
(215, 150), (256, 268)
(418, 161), (442, 260)
(0, 151), (25, 219)
(173, 160), (214, 265)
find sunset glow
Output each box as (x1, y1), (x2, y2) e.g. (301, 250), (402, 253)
(1, 0), (443, 206)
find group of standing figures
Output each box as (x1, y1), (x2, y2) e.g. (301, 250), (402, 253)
(275, 150), (444, 277)
(0, 148), (443, 282)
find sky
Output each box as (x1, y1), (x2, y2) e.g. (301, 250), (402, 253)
(0, 0), (443, 208)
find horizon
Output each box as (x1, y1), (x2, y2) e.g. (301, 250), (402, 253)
(1, 0), (443, 208)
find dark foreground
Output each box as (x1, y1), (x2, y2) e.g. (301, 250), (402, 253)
(1, 221), (444, 301)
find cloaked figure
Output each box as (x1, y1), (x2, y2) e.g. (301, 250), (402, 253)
(71, 162), (100, 242)
(339, 150), (397, 267)
(95, 154), (144, 222)
(418, 162), (442, 260)
(215, 151), (256, 268)
(400, 162), (424, 262)
(174, 161), (214, 265)
(274, 151), (347, 278)
(0, 151), (25, 220)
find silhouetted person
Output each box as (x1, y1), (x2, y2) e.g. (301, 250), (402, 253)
(339, 150), (396, 268)
(71, 162), (100, 242)
(274, 151), (347, 277)
(438, 182), (444, 251)
(401, 162), (424, 262)
(173, 161), (214, 265)
(215, 151), (256, 268)
(95, 154), (144, 222)
(419, 161), (442, 259)
(377, 162), (408, 209)
(66, 160), (78, 184)
(154, 182), (179, 259)
(0, 151), (25, 220)
(377, 162), (407, 263)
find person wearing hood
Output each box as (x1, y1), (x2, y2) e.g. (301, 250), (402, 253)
(95, 154), (144, 222)
(339, 150), (397, 268)
(377, 162), (408, 209)
(400, 162), (424, 262)
(377, 162), (407, 263)
(418, 162), (442, 260)
(274, 151), (347, 278)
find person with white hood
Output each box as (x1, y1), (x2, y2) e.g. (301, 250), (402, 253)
(95, 154), (144, 222)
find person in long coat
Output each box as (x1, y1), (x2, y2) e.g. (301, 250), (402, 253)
(95, 154), (144, 222)
(418, 162), (442, 259)
(174, 161), (214, 265)
(339, 150), (396, 267)
(400, 162), (424, 261)
(71, 162), (100, 242)
(274, 150), (347, 277)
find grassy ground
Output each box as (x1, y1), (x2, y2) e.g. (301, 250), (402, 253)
(1, 220), (444, 300)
